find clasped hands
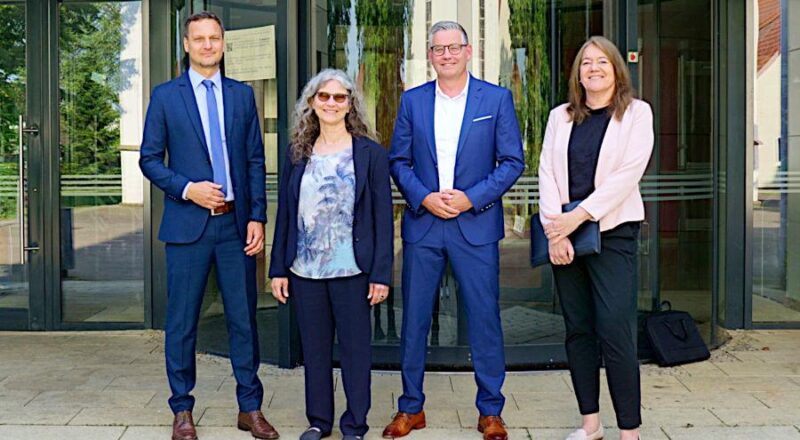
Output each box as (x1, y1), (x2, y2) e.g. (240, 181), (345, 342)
(544, 207), (591, 266)
(421, 189), (473, 219)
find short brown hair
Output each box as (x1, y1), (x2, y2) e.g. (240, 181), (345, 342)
(567, 36), (633, 124)
(183, 11), (225, 38)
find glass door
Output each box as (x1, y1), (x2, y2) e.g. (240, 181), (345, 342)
(57, 1), (145, 324)
(0, 0), (34, 330)
(636, 0), (716, 341)
(0, 0), (29, 329)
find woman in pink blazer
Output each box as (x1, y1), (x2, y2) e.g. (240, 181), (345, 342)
(538, 36), (654, 440)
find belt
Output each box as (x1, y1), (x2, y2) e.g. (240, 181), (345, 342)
(211, 201), (235, 216)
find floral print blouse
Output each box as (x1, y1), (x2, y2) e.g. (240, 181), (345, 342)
(290, 147), (362, 279)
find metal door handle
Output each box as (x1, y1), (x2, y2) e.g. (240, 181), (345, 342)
(17, 116), (39, 261)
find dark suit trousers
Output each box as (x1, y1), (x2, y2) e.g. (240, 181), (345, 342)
(164, 213), (263, 414)
(289, 273), (372, 437)
(398, 218), (506, 416)
(552, 222), (641, 430)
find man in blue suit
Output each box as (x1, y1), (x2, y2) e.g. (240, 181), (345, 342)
(139, 12), (278, 440)
(382, 21), (524, 440)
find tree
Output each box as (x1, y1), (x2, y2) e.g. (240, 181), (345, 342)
(0, 4), (26, 219)
(327, 0), (411, 144)
(59, 3), (124, 176)
(507, 0), (551, 176)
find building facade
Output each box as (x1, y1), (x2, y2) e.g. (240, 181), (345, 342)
(0, 0), (797, 369)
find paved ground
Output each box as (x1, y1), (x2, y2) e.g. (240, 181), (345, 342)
(0, 330), (799, 439)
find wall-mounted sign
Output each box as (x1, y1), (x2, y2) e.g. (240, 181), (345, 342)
(225, 25), (276, 81)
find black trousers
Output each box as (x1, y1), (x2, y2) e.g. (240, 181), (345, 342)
(289, 273), (372, 436)
(552, 222), (641, 430)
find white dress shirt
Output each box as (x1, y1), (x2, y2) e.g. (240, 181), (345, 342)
(182, 67), (234, 201)
(433, 76), (469, 191)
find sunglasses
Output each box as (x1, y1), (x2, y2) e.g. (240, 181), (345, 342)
(315, 91), (349, 103)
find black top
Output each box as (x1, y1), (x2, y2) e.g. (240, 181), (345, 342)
(568, 107), (612, 201)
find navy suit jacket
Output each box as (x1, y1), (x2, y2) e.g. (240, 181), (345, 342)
(389, 76), (524, 246)
(139, 71), (267, 244)
(268, 137), (394, 286)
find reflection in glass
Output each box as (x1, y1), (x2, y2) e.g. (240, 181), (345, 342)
(0, 2), (30, 327)
(59, 2), (144, 322)
(188, 0), (283, 364)
(752, 0), (800, 322)
(321, 1), (605, 359)
(638, 0), (715, 339)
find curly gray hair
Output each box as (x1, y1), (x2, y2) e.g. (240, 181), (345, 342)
(290, 68), (378, 163)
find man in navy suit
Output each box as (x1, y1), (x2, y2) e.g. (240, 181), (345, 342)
(139, 12), (278, 440)
(382, 21), (524, 440)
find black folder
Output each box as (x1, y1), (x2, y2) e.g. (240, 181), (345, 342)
(530, 200), (601, 267)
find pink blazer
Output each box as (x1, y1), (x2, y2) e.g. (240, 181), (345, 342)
(538, 99), (654, 232)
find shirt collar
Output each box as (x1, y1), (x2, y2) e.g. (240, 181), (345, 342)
(435, 74), (470, 101)
(188, 67), (222, 91)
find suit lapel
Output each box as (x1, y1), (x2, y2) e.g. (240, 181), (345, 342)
(456, 76), (483, 160)
(558, 109), (573, 194)
(222, 78), (235, 158)
(353, 137), (369, 202)
(178, 72), (210, 161)
(422, 83), (438, 165)
(291, 157), (307, 201)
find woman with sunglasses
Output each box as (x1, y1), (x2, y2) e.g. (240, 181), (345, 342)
(269, 68), (393, 440)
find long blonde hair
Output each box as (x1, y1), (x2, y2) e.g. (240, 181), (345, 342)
(567, 36), (634, 124)
(290, 69), (377, 163)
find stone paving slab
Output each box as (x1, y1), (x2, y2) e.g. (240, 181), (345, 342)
(752, 391), (800, 409)
(1, 330), (800, 439)
(710, 407), (800, 426)
(24, 390), (157, 409)
(0, 426), (126, 440)
(640, 391), (768, 410)
(120, 426), (285, 440)
(0, 406), (82, 425)
(68, 407), (175, 426)
(676, 375), (800, 393)
(662, 426), (800, 439)
(640, 408), (723, 427)
(530, 427), (670, 440)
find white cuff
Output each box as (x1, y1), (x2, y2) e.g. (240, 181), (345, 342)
(182, 182), (193, 200)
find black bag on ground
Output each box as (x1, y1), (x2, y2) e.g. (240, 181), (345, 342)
(644, 301), (710, 367)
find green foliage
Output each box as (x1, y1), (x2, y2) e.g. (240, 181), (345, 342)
(354, 0), (409, 143)
(59, 3), (124, 176)
(0, 5), (25, 220)
(0, 5), (25, 159)
(507, 0), (551, 176)
(327, 0), (411, 144)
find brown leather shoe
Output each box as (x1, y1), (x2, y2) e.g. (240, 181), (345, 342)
(478, 415), (508, 440)
(237, 410), (280, 439)
(382, 411), (426, 438)
(172, 411), (197, 440)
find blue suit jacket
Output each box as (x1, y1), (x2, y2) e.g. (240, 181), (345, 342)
(389, 76), (524, 245)
(139, 71), (267, 244)
(268, 137), (394, 285)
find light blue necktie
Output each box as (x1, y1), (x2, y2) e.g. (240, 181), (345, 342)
(201, 79), (227, 196)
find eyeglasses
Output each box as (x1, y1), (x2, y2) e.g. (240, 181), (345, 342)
(430, 44), (467, 56)
(316, 91), (349, 103)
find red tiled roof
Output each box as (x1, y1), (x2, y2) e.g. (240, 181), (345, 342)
(758, 0), (781, 73)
